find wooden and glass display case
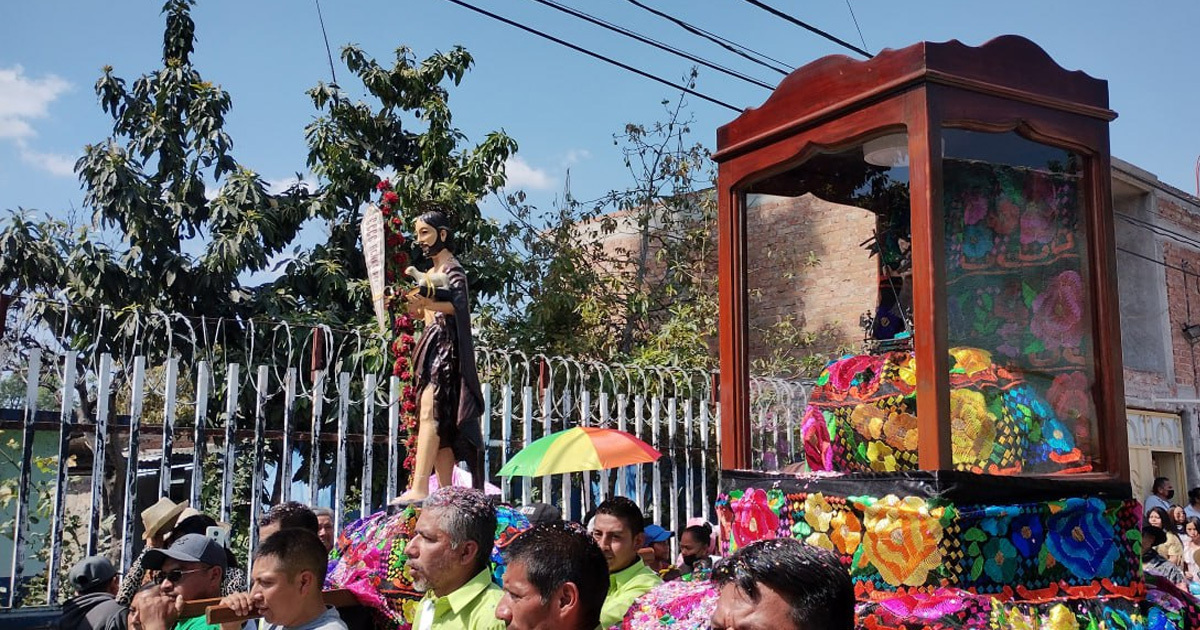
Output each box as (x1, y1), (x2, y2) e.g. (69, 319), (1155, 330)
(713, 36), (1189, 628)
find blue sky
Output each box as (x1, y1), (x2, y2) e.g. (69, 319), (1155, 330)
(2, 0), (1197, 225)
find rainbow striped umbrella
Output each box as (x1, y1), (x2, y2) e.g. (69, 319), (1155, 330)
(497, 426), (662, 477)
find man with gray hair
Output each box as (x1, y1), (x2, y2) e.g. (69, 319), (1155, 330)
(312, 506), (336, 551)
(404, 486), (504, 630)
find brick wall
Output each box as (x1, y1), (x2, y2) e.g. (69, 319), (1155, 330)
(744, 193), (878, 364)
(1162, 240), (1200, 392)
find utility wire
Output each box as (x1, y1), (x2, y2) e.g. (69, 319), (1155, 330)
(526, 0), (774, 90)
(1115, 211), (1200, 251)
(844, 0), (868, 53)
(313, 0), (339, 86)
(439, 0), (742, 113)
(737, 0), (873, 58)
(1117, 246), (1197, 277)
(622, 0), (792, 76)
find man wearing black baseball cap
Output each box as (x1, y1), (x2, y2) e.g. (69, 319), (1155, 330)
(137, 534), (227, 630)
(59, 555), (124, 630)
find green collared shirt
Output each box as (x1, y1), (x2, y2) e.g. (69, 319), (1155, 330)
(412, 568), (505, 630)
(600, 560), (662, 628)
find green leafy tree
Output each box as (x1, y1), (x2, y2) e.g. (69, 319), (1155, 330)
(485, 81), (718, 369)
(1, 0), (519, 567)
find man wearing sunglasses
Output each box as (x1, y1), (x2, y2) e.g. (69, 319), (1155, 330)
(138, 533), (228, 630)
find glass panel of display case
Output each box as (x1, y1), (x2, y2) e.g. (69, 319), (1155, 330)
(940, 128), (1098, 474)
(739, 132), (911, 472)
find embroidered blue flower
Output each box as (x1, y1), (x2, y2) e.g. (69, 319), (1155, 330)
(1148, 606), (1178, 630)
(962, 224), (995, 260)
(982, 537), (1019, 583)
(978, 506), (1013, 536)
(1008, 513), (1043, 558)
(1045, 497), (1118, 580)
(1043, 418), (1074, 453)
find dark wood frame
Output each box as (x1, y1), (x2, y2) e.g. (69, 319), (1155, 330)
(714, 36), (1128, 482)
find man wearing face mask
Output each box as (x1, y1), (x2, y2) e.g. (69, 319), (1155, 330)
(1146, 477), (1176, 515)
(390, 209), (486, 506)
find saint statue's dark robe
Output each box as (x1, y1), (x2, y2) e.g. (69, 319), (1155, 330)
(412, 259), (484, 462)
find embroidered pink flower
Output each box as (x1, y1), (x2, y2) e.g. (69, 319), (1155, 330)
(801, 407), (834, 471)
(827, 355), (883, 391)
(1031, 270), (1085, 350)
(730, 488), (780, 548)
(963, 194), (988, 226)
(989, 199), (1021, 236)
(1047, 371), (1092, 423)
(1019, 204), (1055, 245)
(878, 588), (973, 621)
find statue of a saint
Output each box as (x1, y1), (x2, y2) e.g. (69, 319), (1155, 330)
(391, 210), (485, 505)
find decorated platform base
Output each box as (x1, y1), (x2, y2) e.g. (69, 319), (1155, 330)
(717, 470), (1194, 629)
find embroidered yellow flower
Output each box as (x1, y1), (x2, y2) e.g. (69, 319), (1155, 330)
(857, 495), (945, 586)
(804, 493), (834, 533)
(882, 411), (919, 451)
(1045, 604), (1078, 630)
(829, 509), (863, 555)
(889, 355), (917, 387)
(950, 389), (996, 464)
(950, 347), (993, 376)
(866, 441), (899, 472)
(805, 531), (835, 551)
(850, 404), (887, 440)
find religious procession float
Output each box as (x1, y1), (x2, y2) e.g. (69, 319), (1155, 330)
(320, 35), (1197, 630)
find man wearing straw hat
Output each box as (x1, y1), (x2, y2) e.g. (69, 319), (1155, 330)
(143, 498), (189, 548)
(117, 498), (189, 606)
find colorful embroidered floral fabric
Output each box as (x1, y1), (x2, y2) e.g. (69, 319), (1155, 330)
(716, 484), (1148, 625)
(943, 157), (1099, 469)
(804, 347), (1082, 475)
(618, 578), (717, 629)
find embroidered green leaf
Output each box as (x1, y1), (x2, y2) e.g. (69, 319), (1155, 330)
(1022, 282), (1037, 307)
(970, 555), (984, 580)
(963, 527), (988, 542)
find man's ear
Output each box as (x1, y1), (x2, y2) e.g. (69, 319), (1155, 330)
(555, 582), (581, 614)
(297, 570), (316, 595)
(438, 228), (449, 243)
(634, 532), (646, 549)
(457, 540), (479, 566)
(207, 565), (223, 590)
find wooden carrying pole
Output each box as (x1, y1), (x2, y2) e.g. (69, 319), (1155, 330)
(179, 589), (360, 625)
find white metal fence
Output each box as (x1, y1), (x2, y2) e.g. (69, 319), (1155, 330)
(0, 297), (807, 608)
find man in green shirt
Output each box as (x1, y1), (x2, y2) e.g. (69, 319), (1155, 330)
(405, 486), (505, 630)
(591, 497), (661, 628)
(137, 534), (227, 630)
(495, 522), (608, 630)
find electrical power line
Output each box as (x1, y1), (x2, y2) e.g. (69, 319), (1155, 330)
(622, 0), (793, 76)
(438, 0), (743, 113)
(1117, 245), (1198, 277)
(1116, 211), (1200, 252)
(313, 0), (338, 86)
(526, 0), (774, 90)
(844, 0), (868, 53)
(737, 0), (873, 58)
